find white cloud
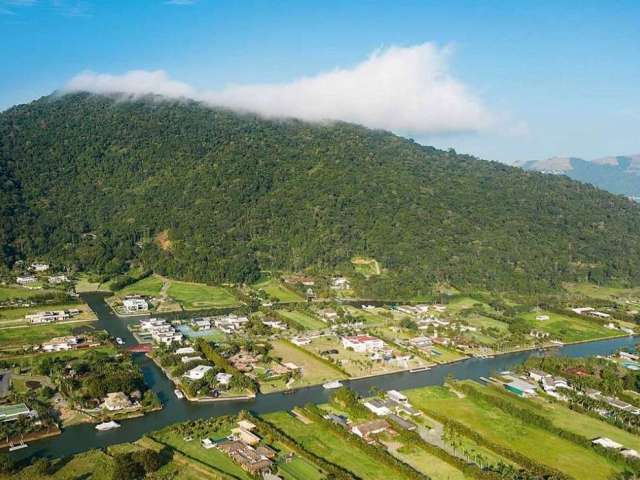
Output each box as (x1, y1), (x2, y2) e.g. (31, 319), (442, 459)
(64, 43), (495, 135)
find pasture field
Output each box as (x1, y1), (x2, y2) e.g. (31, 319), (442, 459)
(116, 274), (164, 297)
(404, 384), (625, 480)
(351, 256), (381, 276)
(277, 309), (325, 330)
(263, 410), (414, 480)
(0, 321), (96, 349)
(252, 276), (305, 302)
(520, 310), (622, 342)
(167, 280), (239, 309)
(259, 339), (346, 392)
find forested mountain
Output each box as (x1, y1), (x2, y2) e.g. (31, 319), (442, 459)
(2, 93), (640, 294)
(518, 155), (640, 197)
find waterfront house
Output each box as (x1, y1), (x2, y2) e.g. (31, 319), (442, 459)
(363, 398), (392, 416)
(183, 365), (213, 380)
(102, 392), (133, 411)
(341, 335), (384, 353)
(0, 403), (34, 422)
(351, 419), (390, 441)
(122, 297), (149, 313)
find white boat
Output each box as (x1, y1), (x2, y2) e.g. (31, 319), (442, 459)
(95, 420), (120, 431)
(409, 366), (430, 373)
(8, 443), (28, 451)
(323, 380), (343, 389)
(174, 389), (184, 399)
(116, 337), (125, 345)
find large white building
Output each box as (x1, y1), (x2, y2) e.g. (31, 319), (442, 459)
(214, 314), (249, 333)
(183, 365), (213, 380)
(341, 335), (385, 353)
(122, 297), (149, 313)
(139, 318), (183, 345)
(26, 310), (71, 324)
(30, 263), (50, 272)
(42, 336), (79, 352)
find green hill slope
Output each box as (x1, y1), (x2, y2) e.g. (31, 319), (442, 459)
(1, 93), (640, 294)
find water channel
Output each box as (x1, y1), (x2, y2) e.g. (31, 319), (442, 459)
(13, 292), (640, 461)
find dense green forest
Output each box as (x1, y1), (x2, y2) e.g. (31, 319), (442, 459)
(1, 92), (640, 294)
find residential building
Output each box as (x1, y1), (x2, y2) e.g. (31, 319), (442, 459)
(183, 365), (213, 380)
(122, 297), (149, 313)
(592, 437), (623, 450)
(175, 347), (196, 356)
(139, 318), (183, 345)
(214, 314), (249, 333)
(16, 275), (37, 285)
(216, 440), (273, 475)
(318, 308), (338, 322)
(48, 274), (68, 284)
(341, 335), (385, 353)
(30, 263), (50, 272)
(330, 277), (351, 290)
(351, 419), (390, 440)
(216, 372), (233, 385)
(387, 413), (416, 431)
(387, 390), (408, 403)
(262, 320), (287, 330)
(231, 427), (261, 446)
(26, 310), (71, 324)
(363, 398), (392, 416)
(291, 336), (311, 346)
(181, 355), (204, 364)
(42, 336), (79, 352)
(504, 378), (537, 397)
(528, 369), (550, 382)
(102, 392), (132, 411)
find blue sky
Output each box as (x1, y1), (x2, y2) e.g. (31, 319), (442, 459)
(1, 0), (639, 163)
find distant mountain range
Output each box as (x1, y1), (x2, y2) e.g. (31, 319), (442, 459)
(517, 155), (640, 197)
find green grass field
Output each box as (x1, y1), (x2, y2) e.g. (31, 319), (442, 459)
(0, 303), (95, 324)
(277, 309), (325, 330)
(167, 280), (239, 309)
(150, 428), (253, 480)
(263, 411), (415, 480)
(0, 321), (96, 348)
(260, 340), (346, 392)
(388, 442), (468, 480)
(404, 384), (624, 480)
(252, 276), (305, 302)
(117, 275), (164, 297)
(0, 285), (53, 301)
(520, 310), (621, 342)
(1, 449), (115, 480)
(564, 283), (640, 303)
(471, 381), (640, 452)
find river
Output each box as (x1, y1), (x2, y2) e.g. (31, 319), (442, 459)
(12, 292), (640, 461)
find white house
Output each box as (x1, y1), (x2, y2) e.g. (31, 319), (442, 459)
(181, 356), (204, 364)
(183, 365), (213, 380)
(16, 275), (37, 285)
(571, 307), (594, 315)
(26, 310), (69, 324)
(216, 372), (233, 385)
(330, 277), (351, 290)
(102, 392), (132, 411)
(48, 274), (68, 284)
(387, 390), (408, 404)
(30, 263), (50, 272)
(291, 337), (311, 346)
(363, 399), (392, 416)
(122, 298), (148, 313)
(528, 369), (550, 382)
(42, 336), (79, 352)
(341, 335), (384, 353)
(175, 347), (196, 356)
(592, 437), (623, 450)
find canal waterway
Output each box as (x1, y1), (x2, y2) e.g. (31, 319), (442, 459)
(13, 292), (640, 461)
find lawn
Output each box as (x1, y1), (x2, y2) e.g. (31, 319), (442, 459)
(277, 309), (325, 330)
(252, 276), (305, 302)
(1, 449), (115, 480)
(564, 283), (640, 304)
(404, 385), (624, 480)
(0, 285), (53, 301)
(260, 339), (346, 392)
(150, 428), (253, 480)
(520, 311), (621, 342)
(263, 411), (415, 480)
(116, 274), (164, 297)
(344, 306), (389, 325)
(0, 321), (96, 348)
(472, 381), (640, 452)
(167, 280), (239, 309)
(0, 302), (96, 324)
(387, 441), (468, 480)
(278, 455), (326, 480)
